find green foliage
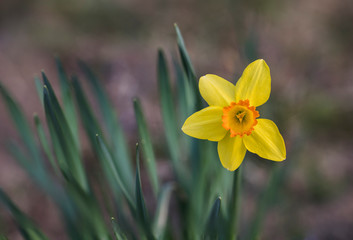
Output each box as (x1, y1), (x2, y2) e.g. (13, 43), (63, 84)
(0, 26), (286, 240)
(204, 197), (221, 239)
(134, 98), (159, 196)
(0, 189), (49, 240)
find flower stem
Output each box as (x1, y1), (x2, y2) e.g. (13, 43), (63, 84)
(227, 166), (243, 240)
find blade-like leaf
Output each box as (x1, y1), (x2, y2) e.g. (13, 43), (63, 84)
(72, 77), (127, 200)
(135, 144), (155, 240)
(111, 217), (128, 240)
(95, 135), (135, 209)
(157, 49), (186, 185)
(226, 167), (242, 240)
(153, 183), (174, 239)
(133, 98), (159, 196)
(174, 24), (202, 110)
(78, 60), (133, 188)
(0, 189), (49, 240)
(173, 56), (195, 122)
(72, 77), (102, 147)
(35, 76), (43, 105)
(0, 83), (42, 165)
(56, 58), (79, 149)
(33, 114), (59, 175)
(7, 141), (49, 192)
(204, 196), (221, 239)
(174, 24), (195, 80)
(42, 75), (88, 192)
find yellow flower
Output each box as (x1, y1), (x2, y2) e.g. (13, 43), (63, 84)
(181, 59), (286, 171)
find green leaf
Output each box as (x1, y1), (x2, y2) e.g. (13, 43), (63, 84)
(0, 83), (52, 192)
(0, 83), (42, 166)
(35, 76), (43, 105)
(204, 196), (221, 240)
(174, 24), (195, 81)
(95, 134), (135, 210)
(7, 142), (49, 192)
(72, 77), (102, 148)
(56, 57), (79, 149)
(226, 167), (242, 240)
(157, 49), (186, 185)
(135, 144), (155, 240)
(173, 56), (195, 122)
(133, 98), (159, 196)
(78, 60), (133, 188)
(174, 24), (202, 111)
(111, 217), (128, 240)
(0, 189), (49, 240)
(42, 74), (88, 192)
(73, 77), (132, 215)
(64, 184), (111, 240)
(153, 183), (174, 239)
(33, 114), (59, 175)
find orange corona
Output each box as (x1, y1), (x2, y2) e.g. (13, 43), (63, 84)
(222, 99), (260, 137)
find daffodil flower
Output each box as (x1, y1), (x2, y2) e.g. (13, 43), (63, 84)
(181, 59), (286, 171)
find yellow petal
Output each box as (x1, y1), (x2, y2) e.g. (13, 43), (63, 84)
(181, 106), (227, 141)
(243, 119), (286, 161)
(235, 59), (271, 107)
(217, 133), (246, 171)
(199, 74), (236, 107)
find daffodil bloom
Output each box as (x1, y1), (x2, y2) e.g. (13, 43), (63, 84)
(181, 59), (286, 171)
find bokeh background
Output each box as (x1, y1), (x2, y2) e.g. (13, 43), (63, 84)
(1, 0), (353, 239)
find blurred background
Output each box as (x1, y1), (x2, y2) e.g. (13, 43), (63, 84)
(1, 0), (353, 239)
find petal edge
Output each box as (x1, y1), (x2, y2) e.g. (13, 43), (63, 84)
(199, 74), (236, 107)
(243, 119), (286, 161)
(235, 59), (271, 107)
(182, 106), (227, 141)
(217, 134), (246, 171)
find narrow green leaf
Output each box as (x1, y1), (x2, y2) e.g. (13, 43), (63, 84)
(95, 135), (135, 210)
(33, 114), (59, 175)
(174, 24), (196, 80)
(174, 24), (202, 110)
(78, 60), (133, 188)
(0, 83), (53, 192)
(72, 77), (132, 215)
(0, 83), (42, 166)
(56, 57), (79, 149)
(135, 144), (155, 240)
(153, 183), (174, 239)
(157, 49), (186, 185)
(111, 217), (128, 240)
(35, 76), (43, 105)
(72, 77), (102, 147)
(204, 196), (221, 239)
(226, 167), (242, 240)
(42, 76), (88, 192)
(173, 56), (195, 122)
(64, 185), (111, 240)
(133, 98), (159, 196)
(72, 77), (124, 197)
(0, 189), (49, 240)
(8, 142), (48, 191)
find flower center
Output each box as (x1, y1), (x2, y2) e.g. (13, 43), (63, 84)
(222, 99), (260, 137)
